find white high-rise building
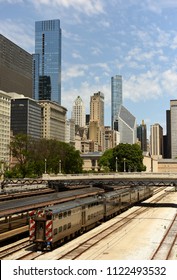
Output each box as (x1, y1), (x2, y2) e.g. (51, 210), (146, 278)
(72, 96), (85, 127)
(0, 90), (11, 165)
(118, 105), (137, 144)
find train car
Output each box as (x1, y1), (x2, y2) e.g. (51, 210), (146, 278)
(30, 186), (153, 250)
(103, 188), (131, 220)
(30, 196), (104, 250)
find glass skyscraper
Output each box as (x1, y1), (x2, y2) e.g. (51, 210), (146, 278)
(33, 19), (61, 104)
(111, 75), (122, 130)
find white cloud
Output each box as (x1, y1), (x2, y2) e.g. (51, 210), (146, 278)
(123, 71), (161, 102)
(143, 0), (177, 14)
(31, 0), (105, 16)
(123, 68), (177, 103)
(161, 70), (177, 96)
(62, 64), (89, 81)
(91, 47), (102, 56)
(72, 51), (83, 59)
(0, 19), (34, 52)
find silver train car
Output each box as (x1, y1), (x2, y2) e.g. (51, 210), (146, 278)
(29, 186), (153, 250)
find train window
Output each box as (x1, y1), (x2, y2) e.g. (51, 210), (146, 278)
(63, 224), (67, 231)
(54, 228), (57, 235)
(63, 212), (67, 218)
(68, 210), (71, 216)
(68, 223), (71, 229)
(58, 226), (62, 232)
(46, 214), (52, 220)
(59, 213), (62, 219)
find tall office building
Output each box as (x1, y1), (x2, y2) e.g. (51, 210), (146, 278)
(170, 100), (177, 158)
(90, 91), (104, 126)
(33, 19), (62, 104)
(11, 95), (42, 139)
(118, 105), (137, 144)
(39, 100), (67, 142)
(111, 75), (122, 130)
(0, 34), (32, 98)
(137, 120), (147, 152)
(150, 123), (163, 158)
(71, 96), (86, 127)
(163, 110), (171, 158)
(89, 91), (105, 150)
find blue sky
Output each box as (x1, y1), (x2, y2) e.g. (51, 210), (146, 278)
(1, 0), (177, 136)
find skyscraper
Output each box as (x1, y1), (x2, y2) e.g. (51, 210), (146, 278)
(0, 34), (32, 98)
(137, 120), (147, 152)
(33, 19), (62, 104)
(89, 91), (105, 150)
(170, 100), (177, 158)
(150, 123), (163, 158)
(72, 96), (86, 127)
(111, 75), (122, 130)
(118, 105), (137, 144)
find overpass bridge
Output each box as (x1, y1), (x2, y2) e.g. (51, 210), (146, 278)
(1, 173), (177, 191)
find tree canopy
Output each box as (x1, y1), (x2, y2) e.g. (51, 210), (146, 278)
(98, 143), (146, 172)
(7, 134), (83, 178)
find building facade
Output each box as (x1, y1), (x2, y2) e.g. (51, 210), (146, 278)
(0, 91), (11, 165)
(111, 75), (122, 130)
(33, 19), (62, 104)
(137, 120), (147, 152)
(118, 105), (137, 144)
(0, 34), (32, 98)
(39, 100), (67, 142)
(170, 100), (177, 159)
(71, 96), (85, 127)
(11, 96), (42, 139)
(150, 123), (163, 158)
(89, 91), (105, 151)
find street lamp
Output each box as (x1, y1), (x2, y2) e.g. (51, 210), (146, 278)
(44, 158), (47, 174)
(115, 157), (118, 172)
(123, 158), (126, 172)
(59, 160), (61, 174)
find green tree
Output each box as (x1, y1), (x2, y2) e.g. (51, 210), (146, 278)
(99, 143), (146, 172)
(112, 143), (146, 172)
(8, 134), (83, 178)
(9, 134), (34, 177)
(98, 149), (113, 172)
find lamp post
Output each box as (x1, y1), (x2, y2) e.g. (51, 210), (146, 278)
(123, 158), (126, 172)
(115, 157), (118, 172)
(59, 160), (61, 174)
(44, 158), (47, 174)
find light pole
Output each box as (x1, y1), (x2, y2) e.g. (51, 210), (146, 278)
(44, 158), (47, 174)
(116, 157), (118, 172)
(59, 160), (61, 174)
(123, 158), (126, 172)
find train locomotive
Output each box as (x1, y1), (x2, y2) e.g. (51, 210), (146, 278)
(29, 186), (153, 250)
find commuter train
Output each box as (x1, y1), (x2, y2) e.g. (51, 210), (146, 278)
(29, 186), (153, 250)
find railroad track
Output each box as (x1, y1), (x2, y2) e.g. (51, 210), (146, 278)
(54, 190), (168, 260)
(0, 239), (31, 259)
(151, 213), (177, 260)
(1, 187), (171, 260)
